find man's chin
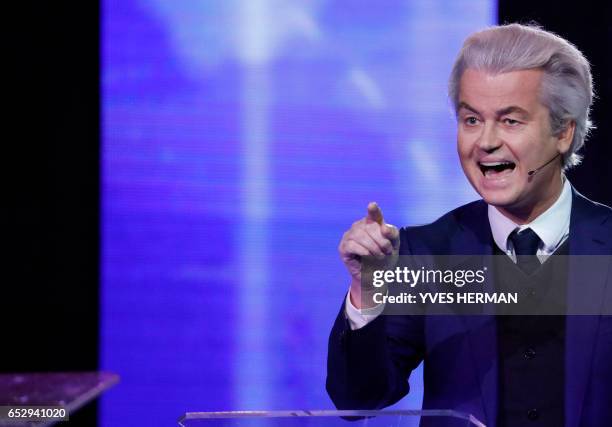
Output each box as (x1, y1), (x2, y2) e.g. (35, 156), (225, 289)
(478, 189), (520, 209)
(467, 173), (526, 209)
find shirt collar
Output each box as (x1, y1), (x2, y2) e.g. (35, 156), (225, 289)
(488, 178), (572, 253)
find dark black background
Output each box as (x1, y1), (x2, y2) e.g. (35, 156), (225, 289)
(499, 0), (612, 205)
(1, 1), (610, 426)
(3, 1), (100, 425)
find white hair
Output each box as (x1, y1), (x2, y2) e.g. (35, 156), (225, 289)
(449, 23), (594, 169)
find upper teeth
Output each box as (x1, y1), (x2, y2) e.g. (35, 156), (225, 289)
(480, 162), (511, 166)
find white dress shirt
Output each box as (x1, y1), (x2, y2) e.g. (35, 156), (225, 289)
(345, 178), (573, 330)
(489, 177), (572, 262)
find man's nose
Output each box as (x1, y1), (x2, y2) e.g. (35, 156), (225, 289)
(477, 123), (502, 152)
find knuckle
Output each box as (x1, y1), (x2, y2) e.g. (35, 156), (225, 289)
(367, 223), (378, 231)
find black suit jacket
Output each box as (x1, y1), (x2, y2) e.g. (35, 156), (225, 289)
(327, 188), (612, 427)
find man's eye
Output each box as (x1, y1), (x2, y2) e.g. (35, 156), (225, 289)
(464, 117), (479, 125)
(504, 118), (520, 126)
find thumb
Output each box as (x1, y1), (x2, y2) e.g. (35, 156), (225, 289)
(366, 202), (384, 225)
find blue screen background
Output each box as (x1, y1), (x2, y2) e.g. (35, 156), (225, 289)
(101, 1), (494, 425)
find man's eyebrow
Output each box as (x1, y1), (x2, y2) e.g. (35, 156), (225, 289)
(457, 102), (480, 115)
(496, 105), (531, 118)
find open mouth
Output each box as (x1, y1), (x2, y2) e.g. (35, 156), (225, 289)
(478, 161), (516, 177)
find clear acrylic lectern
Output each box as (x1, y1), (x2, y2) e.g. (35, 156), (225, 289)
(178, 410), (487, 427)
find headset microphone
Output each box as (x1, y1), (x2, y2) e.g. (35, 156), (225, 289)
(527, 153), (561, 177)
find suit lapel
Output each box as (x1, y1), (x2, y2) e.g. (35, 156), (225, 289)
(565, 189), (612, 427)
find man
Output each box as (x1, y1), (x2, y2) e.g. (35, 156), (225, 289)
(327, 24), (612, 427)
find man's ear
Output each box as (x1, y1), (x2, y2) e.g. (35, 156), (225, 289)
(556, 120), (576, 154)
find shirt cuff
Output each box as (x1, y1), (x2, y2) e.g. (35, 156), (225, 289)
(344, 290), (385, 330)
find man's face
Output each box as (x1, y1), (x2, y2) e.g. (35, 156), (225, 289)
(457, 68), (572, 218)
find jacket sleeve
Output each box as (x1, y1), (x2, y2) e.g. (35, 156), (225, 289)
(326, 298), (425, 409)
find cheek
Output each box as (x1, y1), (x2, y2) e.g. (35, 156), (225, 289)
(457, 134), (474, 162)
(505, 139), (536, 165)
(505, 128), (549, 160)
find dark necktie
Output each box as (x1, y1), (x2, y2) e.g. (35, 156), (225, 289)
(509, 228), (542, 274)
